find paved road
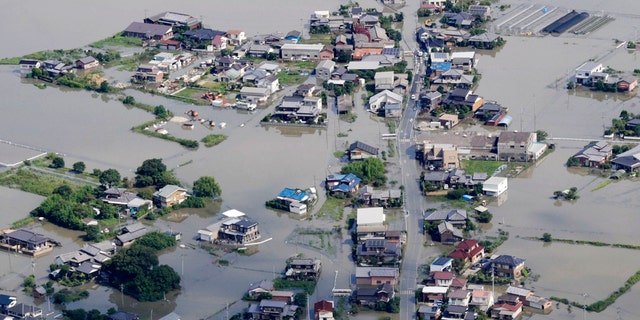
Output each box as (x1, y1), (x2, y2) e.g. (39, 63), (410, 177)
(392, 2), (435, 320)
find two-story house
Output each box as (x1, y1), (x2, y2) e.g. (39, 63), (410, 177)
(248, 299), (298, 320)
(449, 239), (485, 265)
(355, 267), (399, 285)
(286, 258), (321, 281)
(490, 255), (526, 279)
(153, 185), (188, 208)
(497, 131), (536, 162)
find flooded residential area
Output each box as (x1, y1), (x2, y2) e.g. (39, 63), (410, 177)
(1, 0), (640, 320)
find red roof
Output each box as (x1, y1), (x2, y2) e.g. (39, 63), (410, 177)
(314, 300), (333, 313)
(449, 250), (467, 260)
(451, 278), (467, 288)
(159, 40), (181, 45)
(468, 245), (484, 257)
(456, 239), (479, 251)
(494, 302), (523, 312)
(431, 271), (454, 280)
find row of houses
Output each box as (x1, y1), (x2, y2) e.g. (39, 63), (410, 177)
(573, 61), (638, 91)
(18, 56), (100, 77)
(415, 131), (546, 170)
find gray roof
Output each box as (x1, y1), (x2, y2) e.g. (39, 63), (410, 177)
(5, 229), (51, 245)
(116, 229), (148, 244)
(158, 312), (181, 320)
(424, 209), (467, 222)
(124, 22), (172, 37)
(77, 56), (97, 64)
(438, 221), (463, 238)
(447, 304), (468, 314)
(153, 185), (186, 198)
(350, 141), (378, 156)
(123, 222), (146, 233)
(492, 255), (525, 267)
(356, 267), (398, 278)
(259, 299), (287, 309)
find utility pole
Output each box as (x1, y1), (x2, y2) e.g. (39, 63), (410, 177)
(583, 293), (588, 320)
(120, 284), (124, 308)
(491, 264), (495, 302)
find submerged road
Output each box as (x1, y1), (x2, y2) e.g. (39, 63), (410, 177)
(394, 2), (437, 320)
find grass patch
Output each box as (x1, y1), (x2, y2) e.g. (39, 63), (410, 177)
(201, 134), (228, 147)
(592, 179), (613, 191)
(0, 57), (21, 65)
(387, 140), (395, 158)
(316, 197), (346, 221)
(387, 121), (396, 134)
(0, 168), (73, 196)
(132, 120), (199, 149)
(460, 160), (505, 175)
(173, 87), (208, 100)
(428, 195), (469, 208)
(11, 217), (38, 229)
(334, 151), (346, 158)
(277, 72), (308, 86)
(273, 278), (317, 295)
(90, 33), (143, 49)
(300, 34), (334, 46)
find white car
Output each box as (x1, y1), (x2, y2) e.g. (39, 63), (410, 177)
(410, 94), (417, 100)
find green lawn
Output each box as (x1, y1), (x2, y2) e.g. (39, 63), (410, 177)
(173, 87), (208, 100)
(277, 72), (308, 86)
(460, 160), (505, 175)
(300, 34), (333, 46)
(90, 33), (143, 49)
(316, 197), (346, 221)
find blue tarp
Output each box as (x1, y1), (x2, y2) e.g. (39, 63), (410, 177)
(462, 195), (474, 201)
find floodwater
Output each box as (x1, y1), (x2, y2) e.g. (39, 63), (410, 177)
(1, 0), (640, 319)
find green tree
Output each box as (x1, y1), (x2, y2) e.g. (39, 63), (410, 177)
(294, 292), (307, 307)
(566, 157), (581, 167)
(340, 157), (387, 187)
(31, 67), (43, 78)
(51, 156), (65, 169)
(135, 158), (168, 187)
(134, 232), (177, 251)
(85, 225), (103, 242)
(72, 161), (86, 173)
(535, 130), (548, 141)
(99, 168), (121, 187)
(620, 110), (630, 121)
(123, 96), (136, 105)
(154, 105), (171, 119)
(23, 274), (36, 293)
(542, 232), (552, 242)
(53, 184), (74, 198)
(193, 176), (222, 198)
(97, 81), (110, 93)
(476, 210), (493, 223)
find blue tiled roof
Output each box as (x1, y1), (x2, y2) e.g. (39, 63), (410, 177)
(278, 188), (308, 202)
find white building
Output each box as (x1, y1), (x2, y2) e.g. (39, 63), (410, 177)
(280, 43), (324, 61)
(482, 176), (508, 197)
(575, 62), (604, 85)
(356, 207), (386, 226)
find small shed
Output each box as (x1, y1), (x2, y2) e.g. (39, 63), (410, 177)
(289, 202), (307, 215)
(474, 206), (488, 214)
